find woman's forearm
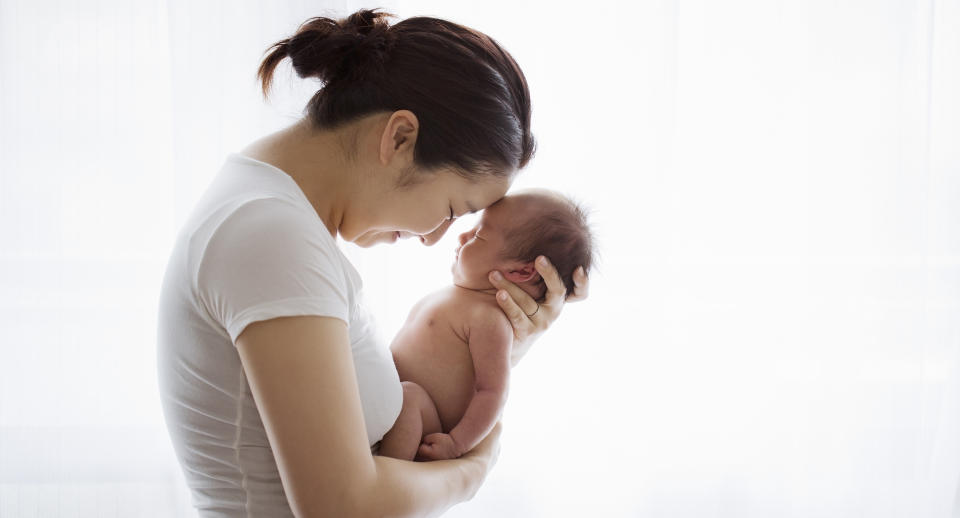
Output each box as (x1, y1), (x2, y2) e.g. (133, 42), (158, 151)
(356, 455), (484, 518)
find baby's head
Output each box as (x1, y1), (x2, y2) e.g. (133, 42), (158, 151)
(451, 188), (594, 301)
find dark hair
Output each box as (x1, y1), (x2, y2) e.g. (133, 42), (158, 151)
(257, 8), (535, 180)
(501, 192), (595, 299)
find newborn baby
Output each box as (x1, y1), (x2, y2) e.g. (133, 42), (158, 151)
(378, 189), (594, 461)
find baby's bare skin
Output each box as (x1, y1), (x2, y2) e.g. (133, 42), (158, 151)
(386, 285), (513, 459)
(391, 286), (508, 430)
(379, 193), (564, 461)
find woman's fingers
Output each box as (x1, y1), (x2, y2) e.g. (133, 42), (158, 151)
(569, 266), (589, 302)
(488, 256), (578, 365)
(494, 286), (532, 331)
(533, 256), (566, 307)
(488, 271), (538, 319)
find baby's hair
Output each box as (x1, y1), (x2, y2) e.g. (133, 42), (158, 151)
(500, 191), (595, 299)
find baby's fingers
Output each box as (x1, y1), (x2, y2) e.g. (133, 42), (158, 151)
(418, 442), (452, 461)
(417, 442), (438, 460)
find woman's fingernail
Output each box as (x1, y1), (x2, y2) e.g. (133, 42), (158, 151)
(491, 271), (502, 281)
(498, 291), (508, 301)
(537, 256), (548, 266)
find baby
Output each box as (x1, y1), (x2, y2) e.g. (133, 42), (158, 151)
(378, 188), (594, 461)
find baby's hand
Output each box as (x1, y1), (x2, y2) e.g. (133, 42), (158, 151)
(417, 433), (463, 460)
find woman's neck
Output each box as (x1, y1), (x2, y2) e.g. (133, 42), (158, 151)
(240, 118), (362, 237)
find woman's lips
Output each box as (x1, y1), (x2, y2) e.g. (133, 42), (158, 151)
(395, 231), (421, 242)
(391, 230), (430, 244)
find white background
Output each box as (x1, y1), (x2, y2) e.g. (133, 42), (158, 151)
(1, 0), (959, 516)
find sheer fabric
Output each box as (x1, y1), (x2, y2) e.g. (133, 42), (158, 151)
(0, 1), (957, 516)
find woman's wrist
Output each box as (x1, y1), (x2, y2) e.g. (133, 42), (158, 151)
(458, 420), (501, 494)
(366, 455), (484, 518)
(456, 451), (491, 500)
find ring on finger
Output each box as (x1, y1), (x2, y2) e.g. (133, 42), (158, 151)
(525, 303), (539, 318)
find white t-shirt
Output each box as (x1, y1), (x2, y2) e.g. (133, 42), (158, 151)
(157, 153), (403, 517)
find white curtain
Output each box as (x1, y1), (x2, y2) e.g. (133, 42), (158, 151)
(1, 0), (957, 516)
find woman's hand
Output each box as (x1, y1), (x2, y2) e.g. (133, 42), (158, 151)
(488, 256), (590, 367)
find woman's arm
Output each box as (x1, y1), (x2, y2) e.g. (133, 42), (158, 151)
(488, 256), (590, 367)
(236, 315), (499, 518)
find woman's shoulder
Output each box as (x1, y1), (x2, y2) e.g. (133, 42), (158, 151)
(194, 196), (356, 344)
(203, 197), (340, 274)
(237, 125), (286, 161)
(181, 149), (318, 239)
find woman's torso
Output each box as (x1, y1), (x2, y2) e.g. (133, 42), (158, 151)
(156, 153), (402, 517)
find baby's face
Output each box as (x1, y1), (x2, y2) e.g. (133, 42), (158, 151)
(451, 198), (520, 290)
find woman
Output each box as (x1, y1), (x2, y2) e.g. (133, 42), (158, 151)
(157, 9), (588, 517)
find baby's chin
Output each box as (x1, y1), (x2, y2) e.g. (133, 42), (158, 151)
(451, 275), (495, 292)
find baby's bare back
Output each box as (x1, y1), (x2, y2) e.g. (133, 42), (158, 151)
(390, 286), (499, 433)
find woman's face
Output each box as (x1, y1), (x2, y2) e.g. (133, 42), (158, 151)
(347, 169), (511, 248)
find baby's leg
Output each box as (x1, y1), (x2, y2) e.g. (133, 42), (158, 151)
(378, 381), (443, 461)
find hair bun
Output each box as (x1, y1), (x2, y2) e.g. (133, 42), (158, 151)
(285, 9), (394, 85)
(258, 10), (534, 178)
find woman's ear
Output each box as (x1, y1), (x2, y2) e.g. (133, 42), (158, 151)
(503, 262), (541, 284)
(379, 110), (420, 167)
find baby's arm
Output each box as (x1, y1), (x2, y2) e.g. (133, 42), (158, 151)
(418, 308), (512, 460)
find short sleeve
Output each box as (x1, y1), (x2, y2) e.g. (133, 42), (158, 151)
(196, 198), (350, 345)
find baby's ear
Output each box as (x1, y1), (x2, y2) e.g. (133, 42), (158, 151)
(504, 262), (541, 284)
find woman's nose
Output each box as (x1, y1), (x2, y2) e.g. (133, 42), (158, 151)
(419, 219), (453, 246)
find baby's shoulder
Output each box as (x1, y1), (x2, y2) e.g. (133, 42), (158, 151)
(462, 298), (510, 333)
(472, 298), (508, 320)
(433, 289), (502, 322)
(410, 285), (458, 307)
